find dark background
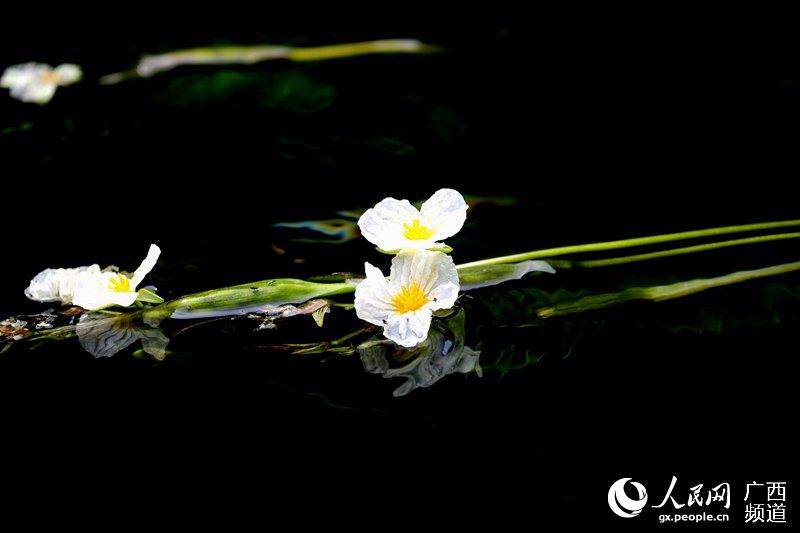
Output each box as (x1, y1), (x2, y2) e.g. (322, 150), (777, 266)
(1, 11), (797, 528)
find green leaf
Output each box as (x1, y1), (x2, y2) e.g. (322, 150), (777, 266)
(312, 306), (328, 327)
(137, 288), (165, 304)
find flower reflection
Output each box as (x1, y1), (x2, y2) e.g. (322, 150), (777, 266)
(357, 309), (480, 396)
(76, 312), (169, 360)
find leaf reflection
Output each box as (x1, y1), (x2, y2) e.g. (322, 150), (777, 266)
(357, 309), (481, 396)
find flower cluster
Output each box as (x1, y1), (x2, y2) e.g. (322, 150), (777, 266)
(354, 189), (467, 347)
(21, 190), (468, 348)
(1, 62), (82, 104)
(25, 244), (161, 311)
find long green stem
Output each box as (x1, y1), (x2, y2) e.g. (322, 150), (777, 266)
(548, 232), (800, 269)
(538, 260), (800, 317)
(100, 39), (438, 84)
(139, 220), (800, 319)
(455, 219), (800, 269)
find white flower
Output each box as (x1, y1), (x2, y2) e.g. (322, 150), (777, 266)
(25, 265), (102, 304)
(72, 244), (161, 311)
(354, 249), (460, 347)
(357, 188), (468, 251)
(1, 62), (82, 104)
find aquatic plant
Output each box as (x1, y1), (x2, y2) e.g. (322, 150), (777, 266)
(1, 39), (438, 104)
(6, 191), (800, 395)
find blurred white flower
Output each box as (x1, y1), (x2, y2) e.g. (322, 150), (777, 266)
(72, 245), (161, 311)
(357, 188), (468, 251)
(1, 62), (82, 104)
(25, 265), (101, 304)
(354, 249), (459, 347)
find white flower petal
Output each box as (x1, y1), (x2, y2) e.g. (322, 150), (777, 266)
(72, 272), (139, 311)
(388, 249), (459, 298)
(354, 262), (395, 326)
(58, 264), (101, 304)
(1, 63), (46, 88)
(429, 282), (459, 311)
(24, 264), (102, 304)
(420, 188), (468, 242)
(131, 244), (161, 288)
(384, 309), (432, 347)
(24, 268), (66, 302)
(387, 250), (415, 293)
(12, 81), (57, 104)
(53, 64), (82, 86)
(357, 197), (421, 250)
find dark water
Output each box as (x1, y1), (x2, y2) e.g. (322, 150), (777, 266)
(1, 18), (799, 527)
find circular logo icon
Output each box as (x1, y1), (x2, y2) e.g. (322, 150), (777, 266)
(608, 478), (648, 518)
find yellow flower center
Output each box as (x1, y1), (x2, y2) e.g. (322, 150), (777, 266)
(402, 219), (435, 241)
(40, 70), (60, 84)
(392, 282), (429, 313)
(108, 273), (132, 293)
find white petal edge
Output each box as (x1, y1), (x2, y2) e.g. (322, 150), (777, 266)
(131, 244), (161, 288)
(355, 262), (394, 326)
(420, 188), (468, 241)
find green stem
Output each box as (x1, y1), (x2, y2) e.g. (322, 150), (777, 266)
(548, 232), (800, 269)
(538, 260), (800, 317)
(287, 40), (439, 61)
(455, 219), (800, 269)
(139, 220), (800, 319)
(100, 39), (438, 84)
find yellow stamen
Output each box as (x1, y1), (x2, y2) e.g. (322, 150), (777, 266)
(108, 273), (132, 293)
(39, 70), (60, 84)
(392, 282), (429, 313)
(402, 219), (435, 240)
